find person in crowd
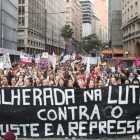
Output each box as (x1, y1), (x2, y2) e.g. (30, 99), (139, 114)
(107, 77), (116, 86)
(66, 71), (75, 88)
(49, 73), (55, 86)
(4, 131), (17, 140)
(10, 77), (17, 87)
(137, 69), (140, 82)
(94, 76), (99, 88)
(34, 77), (41, 87)
(132, 77), (140, 139)
(98, 79), (104, 88)
(1, 76), (10, 87)
(124, 79), (131, 84)
(23, 77), (33, 87)
(132, 78), (139, 85)
(86, 79), (94, 88)
(15, 75), (24, 87)
(0, 69), (4, 78)
(57, 78), (65, 87)
(75, 72), (84, 87)
(128, 72), (134, 83)
(42, 79), (49, 86)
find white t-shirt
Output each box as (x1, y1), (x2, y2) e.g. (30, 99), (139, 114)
(137, 76), (140, 82)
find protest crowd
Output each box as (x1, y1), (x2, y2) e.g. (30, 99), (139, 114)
(1, 52), (140, 140)
(0, 52), (140, 89)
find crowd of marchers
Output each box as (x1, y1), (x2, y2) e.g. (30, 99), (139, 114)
(0, 58), (140, 88)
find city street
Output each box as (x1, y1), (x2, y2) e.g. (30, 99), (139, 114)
(8, 136), (133, 140)
(0, 0), (140, 140)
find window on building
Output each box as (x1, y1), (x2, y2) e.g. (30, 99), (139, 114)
(18, 39), (24, 44)
(18, 6), (25, 15)
(34, 33), (36, 38)
(135, 2), (138, 14)
(18, 17), (25, 26)
(18, 6), (21, 15)
(67, 0), (69, 2)
(28, 31), (30, 36)
(31, 41), (33, 46)
(28, 40), (31, 45)
(18, 30), (24, 35)
(22, 0), (25, 4)
(19, 0), (21, 4)
(31, 32), (33, 37)
(19, 0), (25, 4)
(22, 6), (25, 15)
(22, 17), (25, 25)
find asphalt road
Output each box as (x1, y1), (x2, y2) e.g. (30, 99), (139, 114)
(1, 136), (133, 140)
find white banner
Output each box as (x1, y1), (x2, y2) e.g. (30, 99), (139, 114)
(0, 63), (4, 70)
(20, 52), (41, 64)
(82, 57), (101, 64)
(0, 53), (12, 68)
(41, 52), (48, 59)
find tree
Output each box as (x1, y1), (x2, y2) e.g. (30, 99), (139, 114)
(81, 34), (102, 53)
(60, 25), (74, 54)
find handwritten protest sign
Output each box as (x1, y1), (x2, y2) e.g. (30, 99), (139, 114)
(0, 53), (11, 68)
(39, 58), (48, 69)
(20, 52), (41, 64)
(0, 85), (140, 138)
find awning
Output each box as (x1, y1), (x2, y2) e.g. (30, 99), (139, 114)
(0, 48), (20, 56)
(102, 50), (123, 54)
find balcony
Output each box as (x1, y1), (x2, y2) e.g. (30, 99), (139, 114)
(123, 30), (140, 42)
(136, 30), (140, 35)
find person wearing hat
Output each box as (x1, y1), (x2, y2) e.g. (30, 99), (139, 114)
(4, 131), (17, 140)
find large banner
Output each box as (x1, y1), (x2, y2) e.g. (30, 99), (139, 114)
(20, 52), (41, 64)
(0, 53), (11, 68)
(82, 57), (101, 64)
(0, 85), (140, 138)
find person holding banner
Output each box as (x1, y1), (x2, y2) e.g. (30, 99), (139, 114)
(15, 75), (24, 87)
(86, 79), (94, 88)
(42, 79), (49, 86)
(57, 78), (65, 87)
(34, 77), (41, 87)
(66, 71), (75, 88)
(1, 76), (10, 87)
(23, 77), (33, 87)
(98, 79), (104, 88)
(10, 77), (17, 87)
(48, 73), (55, 86)
(132, 77), (140, 139)
(124, 78), (131, 84)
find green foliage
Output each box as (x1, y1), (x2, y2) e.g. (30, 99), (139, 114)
(60, 25), (74, 38)
(81, 34), (102, 53)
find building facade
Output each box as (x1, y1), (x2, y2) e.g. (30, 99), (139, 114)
(18, 0), (66, 55)
(79, 0), (93, 37)
(46, 0), (66, 54)
(93, 0), (108, 46)
(122, 0), (140, 57)
(108, 0), (123, 57)
(99, 25), (107, 45)
(66, 0), (82, 52)
(18, 0), (46, 54)
(92, 8), (100, 38)
(0, 0), (19, 57)
(93, 0), (107, 28)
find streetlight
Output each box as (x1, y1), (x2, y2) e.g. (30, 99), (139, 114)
(25, 10), (67, 52)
